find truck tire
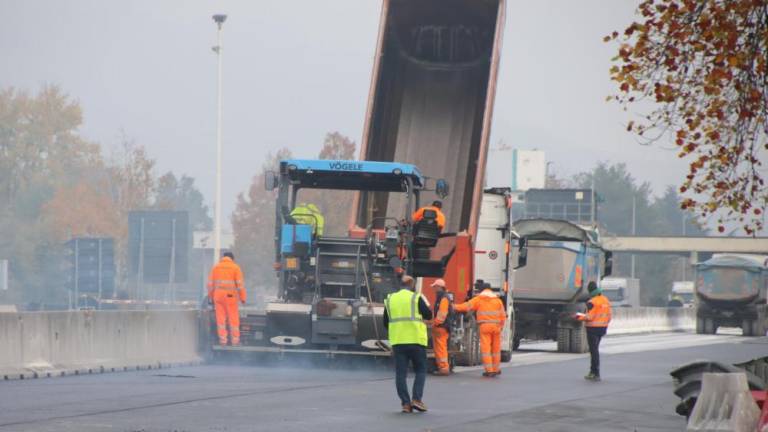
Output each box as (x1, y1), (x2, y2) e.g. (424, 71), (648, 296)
(556, 327), (570, 353)
(469, 324), (480, 366)
(569, 325), (588, 354)
(455, 319), (480, 366)
(704, 317), (716, 334)
(742, 319), (754, 336)
(501, 350), (511, 363)
(752, 319), (766, 337)
(696, 317), (705, 334)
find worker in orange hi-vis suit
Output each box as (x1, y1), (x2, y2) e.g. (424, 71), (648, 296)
(430, 278), (454, 376)
(207, 252), (246, 346)
(454, 282), (506, 377)
(411, 200), (446, 231)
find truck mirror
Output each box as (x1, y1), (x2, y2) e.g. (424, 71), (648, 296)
(515, 238), (528, 269)
(604, 251), (613, 277)
(265, 171), (278, 191)
(435, 179), (449, 199)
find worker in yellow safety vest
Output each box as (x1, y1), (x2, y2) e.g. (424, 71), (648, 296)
(291, 203), (325, 236)
(384, 275), (433, 413)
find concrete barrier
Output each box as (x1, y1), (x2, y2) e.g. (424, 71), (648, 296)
(608, 307), (696, 335)
(0, 310), (201, 379)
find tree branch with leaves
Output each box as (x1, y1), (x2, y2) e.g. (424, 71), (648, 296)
(608, 0), (768, 234)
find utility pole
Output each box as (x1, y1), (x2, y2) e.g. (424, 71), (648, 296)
(681, 212), (687, 280)
(590, 175), (596, 225)
(212, 14), (227, 264)
(631, 194), (636, 279)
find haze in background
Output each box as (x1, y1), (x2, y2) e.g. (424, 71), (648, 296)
(0, 0), (690, 223)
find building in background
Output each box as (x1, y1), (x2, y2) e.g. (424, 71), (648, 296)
(486, 146), (546, 192)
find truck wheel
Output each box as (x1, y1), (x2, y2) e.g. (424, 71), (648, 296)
(569, 325), (588, 354)
(455, 321), (479, 366)
(696, 317), (705, 334)
(742, 319), (753, 336)
(469, 325), (480, 366)
(556, 327), (570, 353)
(704, 318), (716, 334)
(752, 319), (766, 337)
(501, 350), (511, 363)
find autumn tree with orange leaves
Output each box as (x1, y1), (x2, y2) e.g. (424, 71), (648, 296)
(608, 0), (768, 234)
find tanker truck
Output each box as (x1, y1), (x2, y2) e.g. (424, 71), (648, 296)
(694, 254), (768, 336)
(510, 219), (613, 353)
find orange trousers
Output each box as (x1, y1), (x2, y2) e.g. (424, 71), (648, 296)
(479, 323), (501, 373)
(432, 327), (450, 372)
(213, 290), (240, 345)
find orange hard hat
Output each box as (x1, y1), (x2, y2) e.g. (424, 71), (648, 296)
(431, 278), (446, 288)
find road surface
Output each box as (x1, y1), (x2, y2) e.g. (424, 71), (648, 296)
(1, 331), (765, 432)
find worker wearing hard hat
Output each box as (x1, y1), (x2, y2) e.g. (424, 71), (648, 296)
(412, 200), (446, 231)
(291, 203), (325, 236)
(430, 278), (454, 376)
(454, 281), (506, 377)
(207, 252), (246, 346)
(573, 281), (612, 381)
(384, 275), (432, 413)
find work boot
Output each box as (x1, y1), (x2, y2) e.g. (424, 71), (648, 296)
(584, 373), (601, 381)
(494, 370), (502, 376)
(433, 369), (450, 376)
(482, 371), (493, 377)
(401, 403), (412, 413)
(411, 400), (428, 412)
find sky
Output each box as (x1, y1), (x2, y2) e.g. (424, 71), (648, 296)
(0, 0), (694, 228)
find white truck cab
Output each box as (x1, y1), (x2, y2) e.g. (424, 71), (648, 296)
(474, 188), (515, 359)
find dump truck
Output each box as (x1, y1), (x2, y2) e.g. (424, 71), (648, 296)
(694, 254), (768, 336)
(510, 219), (612, 353)
(668, 281), (695, 308)
(354, 0), (510, 366)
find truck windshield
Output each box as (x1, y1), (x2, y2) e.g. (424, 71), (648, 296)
(603, 288), (624, 302)
(292, 189), (356, 237)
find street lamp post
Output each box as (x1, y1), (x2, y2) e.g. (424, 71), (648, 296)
(631, 194), (636, 278)
(212, 14), (227, 265)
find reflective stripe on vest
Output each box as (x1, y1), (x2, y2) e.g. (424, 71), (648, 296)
(385, 289), (428, 346)
(476, 309), (503, 324)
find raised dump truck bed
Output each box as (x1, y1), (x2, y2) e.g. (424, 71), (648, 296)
(356, 0), (505, 235)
